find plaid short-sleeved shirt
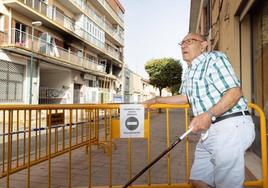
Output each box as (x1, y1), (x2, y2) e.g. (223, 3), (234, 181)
(180, 51), (248, 116)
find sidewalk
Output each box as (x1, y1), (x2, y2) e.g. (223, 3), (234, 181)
(0, 109), (259, 187)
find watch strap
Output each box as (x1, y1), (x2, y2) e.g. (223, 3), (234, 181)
(207, 110), (216, 122)
(207, 110), (214, 118)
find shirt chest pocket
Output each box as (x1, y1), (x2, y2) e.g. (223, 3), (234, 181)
(192, 79), (207, 98)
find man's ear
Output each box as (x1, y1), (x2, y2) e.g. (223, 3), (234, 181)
(201, 41), (208, 51)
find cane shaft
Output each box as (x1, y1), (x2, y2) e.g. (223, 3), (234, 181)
(122, 138), (181, 188)
(122, 128), (192, 188)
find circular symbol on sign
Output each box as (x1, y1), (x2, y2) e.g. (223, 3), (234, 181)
(125, 117), (139, 130)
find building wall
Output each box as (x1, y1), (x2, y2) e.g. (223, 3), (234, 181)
(190, 0), (268, 116)
(251, 1), (268, 115)
(240, 15), (251, 104)
(123, 67), (172, 104)
(0, 0), (125, 104)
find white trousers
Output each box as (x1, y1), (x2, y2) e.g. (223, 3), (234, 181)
(190, 115), (255, 188)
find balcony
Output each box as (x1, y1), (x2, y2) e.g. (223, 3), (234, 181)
(105, 44), (120, 60)
(0, 28), (106, 74)
(73, 0), (124, 27)
(70, 0), (124, 45)
(75, 27), (104, 50)
(75, 27), (122, 61)
(95, 0), (124, 26)
(2, 0), (123, 63)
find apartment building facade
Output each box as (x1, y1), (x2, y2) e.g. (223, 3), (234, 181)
(0, 0), (124, 104)
(189, 0), (268, 117)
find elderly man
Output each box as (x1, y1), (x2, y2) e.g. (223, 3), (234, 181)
(145, 33), (255, 188)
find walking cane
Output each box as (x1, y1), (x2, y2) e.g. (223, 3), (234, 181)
(122, 127), (193, 188)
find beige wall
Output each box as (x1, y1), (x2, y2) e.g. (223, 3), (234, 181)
(240, 15), (251, 102)
(126, 69), (171, 103)
(190, 0), (268, 112)
(132, 73), (142, 94)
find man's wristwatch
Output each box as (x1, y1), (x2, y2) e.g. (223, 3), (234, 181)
(207, 110), (216, 122)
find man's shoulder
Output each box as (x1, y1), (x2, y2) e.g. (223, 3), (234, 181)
(206, 51), (227, 59)
(205, 51), (230, 67)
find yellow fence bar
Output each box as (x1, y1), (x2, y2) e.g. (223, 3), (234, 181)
(184, 107), (190, 180)
(69, 109), (73, 188)
(2, 110), (5, 174)
(147, 109), (151, 185)
(128, 138), (132, 184)
(248, 103), (267, 187)
(109, 109), (112, 187)
(48, 109), (52, 188)
(27, 110), (31, 188)
(7, 110), (11, 188)
(166, 108), (171, 185)
(89, 109), (92, 188)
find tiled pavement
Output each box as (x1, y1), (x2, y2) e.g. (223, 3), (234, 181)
(0, 109), (259, 187)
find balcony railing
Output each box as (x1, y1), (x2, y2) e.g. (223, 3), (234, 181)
(24, 0), (48, 17)
(50, 4), (122, 61)
(51, 7), (76, 32)
(1, 28), (106, 73)
(105, 44), (120, 60)
(11, 0), (122, 62)
(75, 28), (122, 62)
(75, 27), (105, 50)
(96, 0), (124, 24)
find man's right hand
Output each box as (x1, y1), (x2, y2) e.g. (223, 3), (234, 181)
(189, 112), (212, 133)
(142, 95), (188, 106)
(142, 97), (158, 108)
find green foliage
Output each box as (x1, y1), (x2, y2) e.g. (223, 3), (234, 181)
(145, 58), (182, 96)
(170, 84), (181, 95)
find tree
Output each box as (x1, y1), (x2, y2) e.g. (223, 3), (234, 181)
(170, 84), (181, 95)
(145, 58), (182, 96)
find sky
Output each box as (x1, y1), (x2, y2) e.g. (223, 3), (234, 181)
(119, 0), (191, 78)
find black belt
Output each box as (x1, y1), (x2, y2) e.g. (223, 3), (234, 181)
(213, 111), (250, 124)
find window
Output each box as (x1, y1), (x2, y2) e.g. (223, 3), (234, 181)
(50, 38), (59, 57)
(39, 32), (49, 54)
(87, 79), (97, 88)
(0, 60), (24, 102)
(55, 7), (64, 22)
(82, 15), (104, 44)
(0, 15), (4, 32)
(125, 77), (129, 91)
(34, 0), (40, 10)
(77, 49), (83, 57)
(39, 33), (59, 57)
(15, 22), (26, 46)
(88, 80), (94, 87)
(77, 49), (83, 62)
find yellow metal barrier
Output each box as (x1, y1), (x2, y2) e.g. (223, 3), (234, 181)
(245, 103), (268, 188)
(110, 104), (192, 188)
(0, 104), (118, 187)
(0, 103), (267, 188)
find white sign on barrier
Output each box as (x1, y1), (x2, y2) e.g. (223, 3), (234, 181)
(120, 104), (144, 138)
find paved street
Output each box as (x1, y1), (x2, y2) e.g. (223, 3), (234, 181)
(0, 109), (257, 187)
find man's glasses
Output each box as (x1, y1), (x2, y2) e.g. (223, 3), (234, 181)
(178, 38), (204, 46)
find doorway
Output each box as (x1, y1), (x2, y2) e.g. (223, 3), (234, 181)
(73, 84), (82, 104)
